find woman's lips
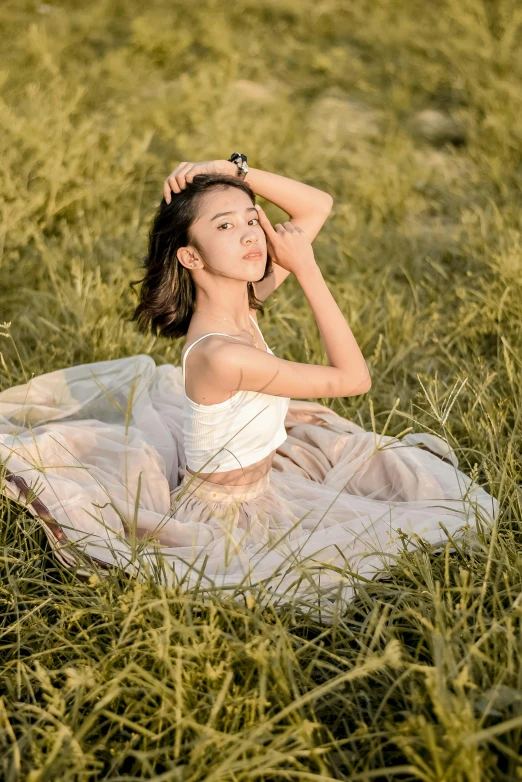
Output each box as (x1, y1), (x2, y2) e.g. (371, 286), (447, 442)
(242, 251), (263, 260)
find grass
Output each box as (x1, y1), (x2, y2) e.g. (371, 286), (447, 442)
(1, 0), (522, 778)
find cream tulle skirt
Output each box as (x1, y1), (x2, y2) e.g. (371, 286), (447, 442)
(0, 354), (498, 620)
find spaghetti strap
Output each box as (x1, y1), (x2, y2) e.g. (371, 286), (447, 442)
(182, 332), (242, 392)
(182, 319), (269, 393)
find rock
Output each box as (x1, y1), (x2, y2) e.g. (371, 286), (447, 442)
(410, 147), (477, 185)
(230, 79), (285, 103)
(308, 88), (383, 144)
(407, 109), (467, 146)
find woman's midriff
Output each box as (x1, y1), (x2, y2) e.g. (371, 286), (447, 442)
(185, 448), (276, 486)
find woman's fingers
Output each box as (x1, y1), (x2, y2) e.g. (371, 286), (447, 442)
(163, 178), (174, 203)
(255, 205), (279, 240)
(183, 164), (197, 184)
(255, 207), (315, 274)
(164, 163), (184, 200)
(164, 159), (234, 203)
(164, 162), (192, 202)
(172, 163), (192, 194)
(164, 175), (180, 201)
(257, 208), (294, 237)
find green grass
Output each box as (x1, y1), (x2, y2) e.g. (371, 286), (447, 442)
(1, 0), (522, 778)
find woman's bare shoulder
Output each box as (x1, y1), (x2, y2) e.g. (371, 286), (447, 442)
(182, 332), (246, 363)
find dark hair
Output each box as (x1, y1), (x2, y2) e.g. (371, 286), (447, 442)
(128, 172), (272, 339)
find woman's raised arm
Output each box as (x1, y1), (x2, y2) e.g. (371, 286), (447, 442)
(205, 209), (371, 401)
(245, 165), (333, 301)
(162, 158), (333, 301)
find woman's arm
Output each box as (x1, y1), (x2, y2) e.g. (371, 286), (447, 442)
(191, 207), (371, 402)
(163, 159), (334, 302)
(241, 166), (333, 232)
(238, 164), (333, 301)
(204, 264), (371, 402)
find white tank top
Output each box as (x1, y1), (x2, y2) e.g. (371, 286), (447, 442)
(182, 315), (290, 473)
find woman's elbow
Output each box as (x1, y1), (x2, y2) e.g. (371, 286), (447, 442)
(323, 194), (334, 212)
(355, 371), (372, 395)
(342, 374), (372, 397)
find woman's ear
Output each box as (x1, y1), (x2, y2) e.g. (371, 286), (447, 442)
(176, 246), (201, 270)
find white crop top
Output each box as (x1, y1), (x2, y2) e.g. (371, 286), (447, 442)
(182, 315), (290, 473)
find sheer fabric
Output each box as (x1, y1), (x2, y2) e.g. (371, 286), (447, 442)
(0, 354), (498, 621)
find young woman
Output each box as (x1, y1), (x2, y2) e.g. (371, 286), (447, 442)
(132, 157), (370, 492)
(0, 155), (497, 611)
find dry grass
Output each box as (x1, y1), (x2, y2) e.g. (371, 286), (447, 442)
(1, 0), (522, 778)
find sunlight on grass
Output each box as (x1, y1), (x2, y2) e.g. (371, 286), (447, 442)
(1, 0), (522, 778)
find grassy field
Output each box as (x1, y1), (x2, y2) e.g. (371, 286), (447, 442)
(1, 0), (522, 778)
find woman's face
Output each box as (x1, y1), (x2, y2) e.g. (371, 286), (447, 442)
(178, 186), (267, 282)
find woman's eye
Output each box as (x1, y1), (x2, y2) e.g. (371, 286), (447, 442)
(217, 218), (259, 230)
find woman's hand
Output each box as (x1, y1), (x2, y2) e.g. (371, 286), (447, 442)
(255, 205), (317, 278)
(163, 160), (235, 202)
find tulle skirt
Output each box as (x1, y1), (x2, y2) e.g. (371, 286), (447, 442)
(0, 354), (498, 621)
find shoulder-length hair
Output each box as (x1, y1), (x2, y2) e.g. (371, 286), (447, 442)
(129, 172), (273, 339)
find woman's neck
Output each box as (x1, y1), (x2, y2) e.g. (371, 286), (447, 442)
(193, 293), (252, 330)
